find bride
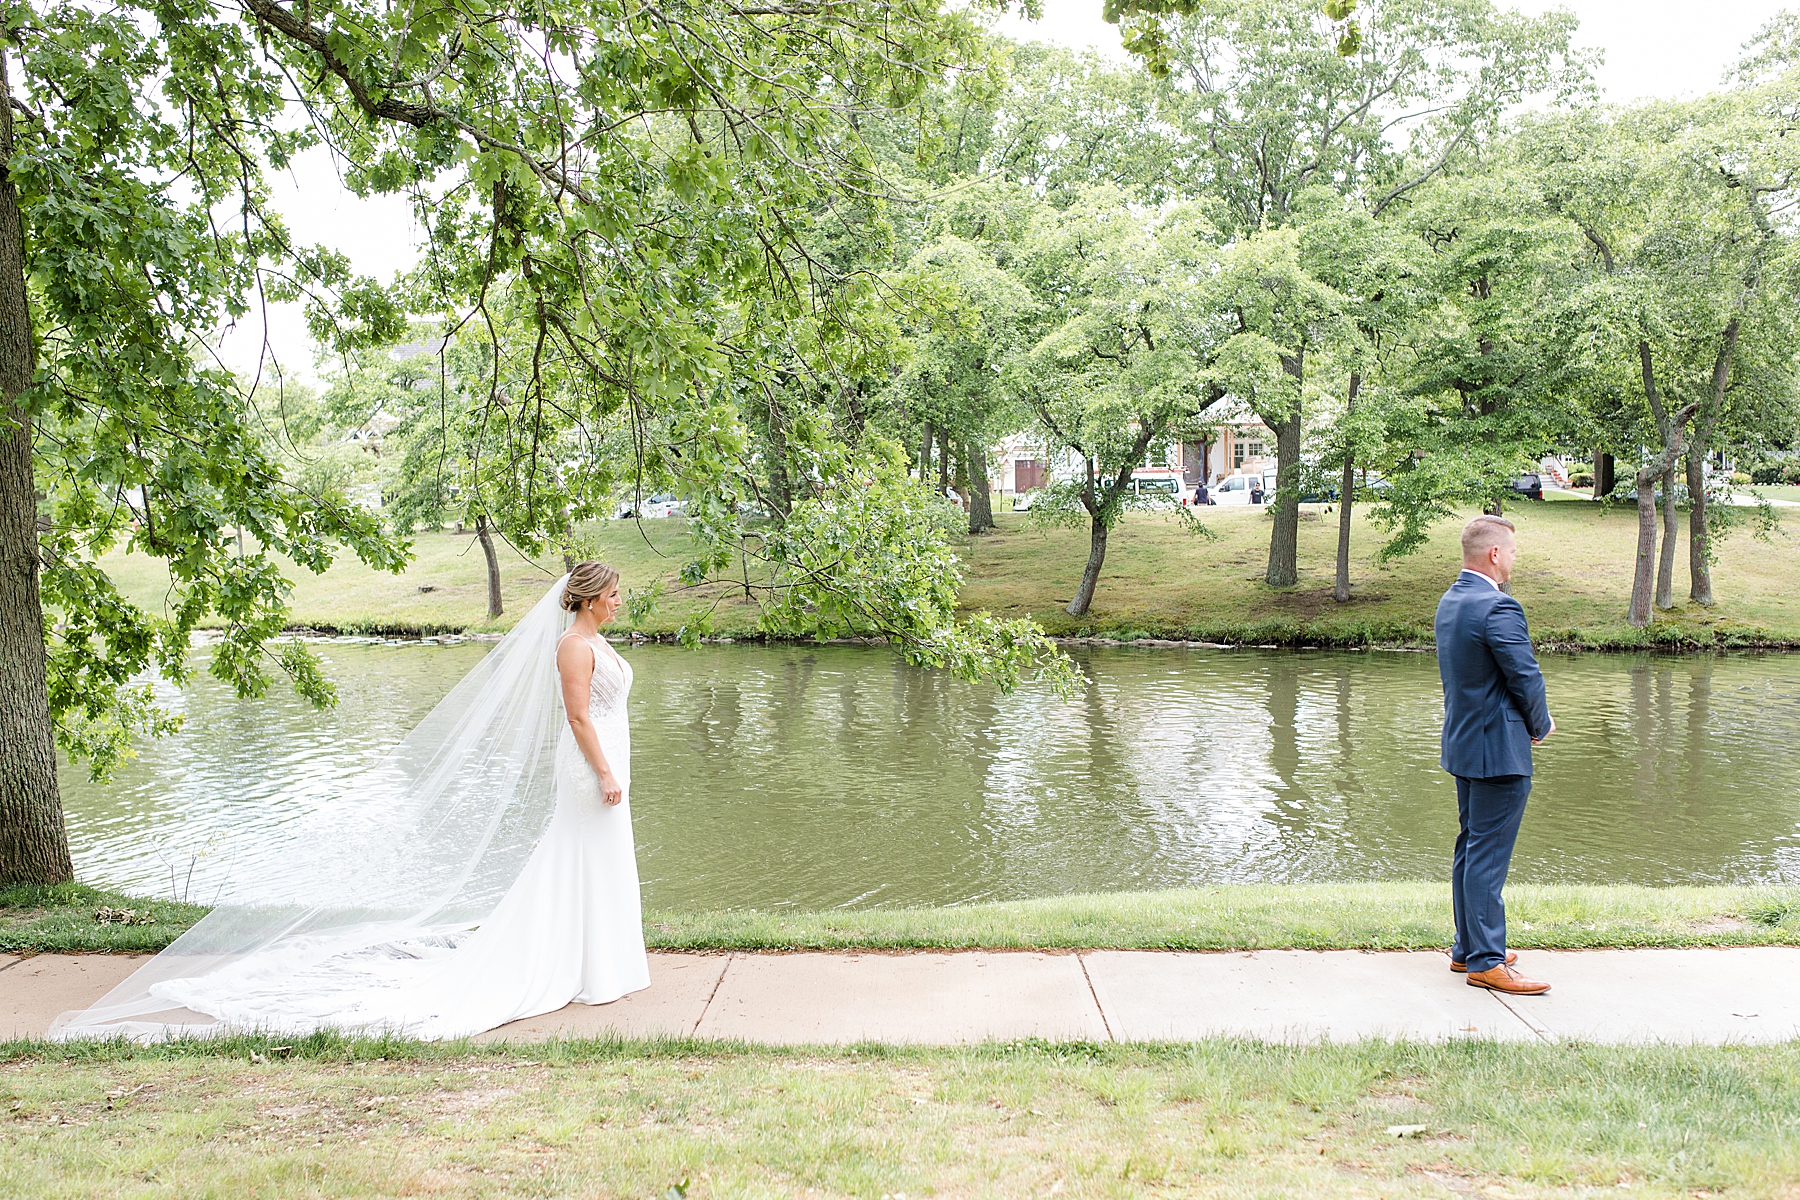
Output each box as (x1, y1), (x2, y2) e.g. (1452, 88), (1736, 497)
(52, 563), (650, 1041)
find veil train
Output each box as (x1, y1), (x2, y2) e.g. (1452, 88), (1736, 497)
(50, 575), (577, 1041)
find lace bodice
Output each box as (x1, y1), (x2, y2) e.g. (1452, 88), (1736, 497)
(565, 632), (632, 720)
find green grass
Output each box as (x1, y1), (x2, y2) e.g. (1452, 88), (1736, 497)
(95, 498), (1800, 647)
(642, 883), (1800, 952)
(8, 882), (1795, 956)
(2, 1035), (1798, 1197)
(962, 501), (1800, 648)
(1749, 483), (1800, 504)
(0, 883), (208, 955)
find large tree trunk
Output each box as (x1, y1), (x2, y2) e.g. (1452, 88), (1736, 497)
(1265, 353), (1303, 587)
(1066, 508), (1108, 617)
(1629, 471), (1660, 628)
(1685, 450), (1710, 606)
(1594, 450), (1616, 498)
(0, 48), (72, 885)
(475, 515), (504, 618)
(1655, 464), (1678, 609)
(917, 420), (933, 482)
(1333, 371), (1360, 604)
(1628, 402), (1697, 628)
(1263, 417), (1302, 586)
(964, 439), (994, 534)
(1688, 320), (1736, 607)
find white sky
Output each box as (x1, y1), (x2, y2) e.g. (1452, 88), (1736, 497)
(218, 0), (1797, 384)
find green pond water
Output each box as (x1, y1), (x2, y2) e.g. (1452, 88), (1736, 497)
(58, 642), (1800, 909)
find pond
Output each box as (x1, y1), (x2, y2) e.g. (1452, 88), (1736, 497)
(58, 642), (1800, 910)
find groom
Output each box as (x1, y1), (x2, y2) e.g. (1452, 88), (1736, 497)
(1436, 515), (1554, 996)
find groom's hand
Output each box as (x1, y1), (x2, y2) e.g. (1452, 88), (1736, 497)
(1532, 717), (1555, 745)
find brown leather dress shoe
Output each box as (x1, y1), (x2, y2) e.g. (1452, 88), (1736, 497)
(1450, 950), (1517, 973)
(1465, 963), (1550, 995)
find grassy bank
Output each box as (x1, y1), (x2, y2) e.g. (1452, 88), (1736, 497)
(97, 499), (1800, 647)
(2, 1035), (1798, 1198)
(8, 882), (1795, 956)
(0, 883), (207, 955)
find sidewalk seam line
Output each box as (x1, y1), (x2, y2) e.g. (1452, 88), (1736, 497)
(1490, 990), (1554, 1045)
(690, 954), (731, 1038)
(1076, 953), (1115, 1043)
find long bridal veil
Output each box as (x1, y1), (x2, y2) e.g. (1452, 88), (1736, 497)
(51, 576), (576, 1041)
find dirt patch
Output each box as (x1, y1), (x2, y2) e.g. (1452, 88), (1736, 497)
(1689, 917), (1748, 934)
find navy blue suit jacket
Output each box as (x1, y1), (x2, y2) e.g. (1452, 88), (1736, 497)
(1435, 572), (1552, 779)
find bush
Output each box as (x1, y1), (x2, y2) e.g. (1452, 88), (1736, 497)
(1731, 471), (1753, 486)
(1786, 463), (1800, 486)
(1751, 463), (1782, 485)
(1569, 471), (1595, 488)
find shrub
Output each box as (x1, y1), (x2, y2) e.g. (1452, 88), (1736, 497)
(1785, 463), (1800, 486)
(1730, 471), (1752, 485)
(1751, 463), (1782, 485)
(1569, 471), (1595, 488)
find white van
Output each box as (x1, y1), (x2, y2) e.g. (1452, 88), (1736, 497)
(1210, 467), (1278, 505)
(1126, 469), (1186, 506)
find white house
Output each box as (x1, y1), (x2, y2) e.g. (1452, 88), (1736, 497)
(991, 404), (1276, 496)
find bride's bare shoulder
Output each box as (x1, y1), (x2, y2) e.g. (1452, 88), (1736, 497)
(555, 631), (596, 676)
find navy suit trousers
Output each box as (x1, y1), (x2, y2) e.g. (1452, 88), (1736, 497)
(1450, 774), (1531, 974)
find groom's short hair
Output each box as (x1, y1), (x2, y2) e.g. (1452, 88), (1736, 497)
(1461, 514), (1516, 559)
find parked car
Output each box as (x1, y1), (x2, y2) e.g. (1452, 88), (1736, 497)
(1509, 473), (1544, 501)
(616, 494), (686, 519)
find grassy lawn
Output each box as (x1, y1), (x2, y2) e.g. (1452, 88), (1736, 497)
(961, 501), (1800, 647)
(95, 498), (1800, 647)
(2, 1036), (1798, 1198)
(8, 882), (1796, 956)
(0, 884), (207, 956)
(1749, 484), (1800, 504)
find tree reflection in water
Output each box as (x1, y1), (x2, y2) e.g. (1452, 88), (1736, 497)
(57, 644), (1800, 908)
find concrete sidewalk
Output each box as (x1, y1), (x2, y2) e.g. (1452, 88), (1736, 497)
(5, 947), (1797, 1045)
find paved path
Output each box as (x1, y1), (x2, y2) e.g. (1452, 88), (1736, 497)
(5, 948), (1797, 1045)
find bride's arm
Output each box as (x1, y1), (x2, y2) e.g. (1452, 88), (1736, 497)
(557, 637), (624, 806)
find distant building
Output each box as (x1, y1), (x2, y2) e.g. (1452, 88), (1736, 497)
(992, 406), (1275, 496)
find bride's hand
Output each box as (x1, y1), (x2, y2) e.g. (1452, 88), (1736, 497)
(599, 770), (624, 807)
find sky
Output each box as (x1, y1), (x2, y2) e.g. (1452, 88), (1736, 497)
(220, 0), (1797, 385)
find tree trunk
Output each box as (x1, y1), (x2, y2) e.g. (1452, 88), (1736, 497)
(1629, 472), (1660, 628)
(1265, 353), (1303, 588)
(1333, 371), (1360, 604)
(1688, 320), (1736, 607)
(965, 440), (994, 534)
(1655, 464), (1678, 609)
(1685, 450), (1710, 606)
(1067, 509), (1108, 617)
(1594, 450), (1615, 498)
(936, 428), (951, 494)
(917, 420), (933, 482)
(475, 515), (504, 618)
(0, 45), (72, 885)
(1264, 414), (1301, 588)
(1628, 402), (1697, 628)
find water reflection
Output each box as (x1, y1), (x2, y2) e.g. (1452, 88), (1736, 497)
(59, 644), (1800, 909)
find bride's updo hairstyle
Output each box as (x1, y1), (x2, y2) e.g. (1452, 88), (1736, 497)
(562, 561), (620, 613)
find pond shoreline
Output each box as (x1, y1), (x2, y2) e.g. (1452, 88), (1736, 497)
(260, 621), (1800, 654)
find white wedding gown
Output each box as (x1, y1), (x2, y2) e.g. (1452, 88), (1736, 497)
(142, 632), (651, 1039)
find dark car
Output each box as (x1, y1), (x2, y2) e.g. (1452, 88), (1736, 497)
(1509, 473), (1544, 501)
